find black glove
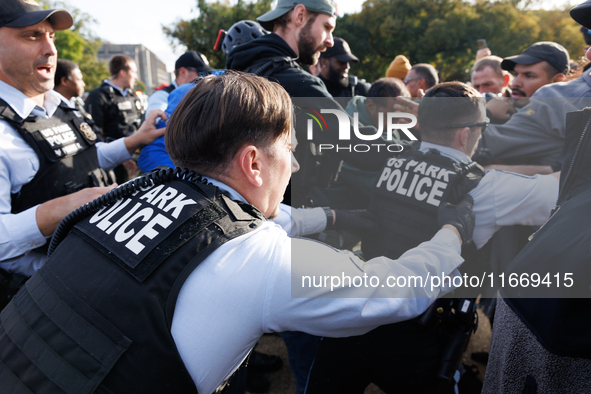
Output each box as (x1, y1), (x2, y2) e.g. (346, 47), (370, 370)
(332, 209), (379, 235)
(437, 194), (475, 245)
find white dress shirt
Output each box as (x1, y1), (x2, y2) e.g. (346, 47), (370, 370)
(419, 142), (559, 249)
(172, 178), (464, 394)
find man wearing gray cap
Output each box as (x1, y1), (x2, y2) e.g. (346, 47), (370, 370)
(0, 0), (164, 290)
(502, 41), (569, 107)
(482, 2), (591, 392)
(227, 0), (404, 210)
(318, 37), (371, 98)
(473, 37), (590, 171)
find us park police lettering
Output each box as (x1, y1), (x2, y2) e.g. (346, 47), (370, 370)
(74, 181), (207, 274)
(38, 123), (83, 157)
(376, 156), (455, 207)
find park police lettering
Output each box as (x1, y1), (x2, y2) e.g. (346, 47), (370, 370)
(376, 158), (453, 207)
(39, 124), (77, 147)
(88, 184), (197, 255)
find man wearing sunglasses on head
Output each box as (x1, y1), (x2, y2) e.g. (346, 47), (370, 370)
(307, 81), (560, 394)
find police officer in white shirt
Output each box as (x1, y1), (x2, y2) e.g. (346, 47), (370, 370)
(0, 0), (166, 281)
(0, 72), (478, 394)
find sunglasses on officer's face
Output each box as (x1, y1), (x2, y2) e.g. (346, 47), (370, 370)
(403, 77), (421, 85)
(443, 120), (489, 134)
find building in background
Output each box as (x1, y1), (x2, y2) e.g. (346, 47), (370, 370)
(98, 43), (172, 94)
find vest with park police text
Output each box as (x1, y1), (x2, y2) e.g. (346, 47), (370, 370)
(0, 168), (266, 393)
(362, 149), (484, 260)
(0, 98), (111, 215)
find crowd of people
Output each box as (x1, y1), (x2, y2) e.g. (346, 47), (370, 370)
(1, 0), (591, 393)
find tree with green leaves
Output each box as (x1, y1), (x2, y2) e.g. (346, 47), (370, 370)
(163, 0), (273, 69)
(163, 0), (584, 85)
(336, 0), (584, 83)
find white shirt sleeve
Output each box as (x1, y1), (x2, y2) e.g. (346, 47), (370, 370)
(272, 204), (327, 236)
(96, 139), (133, 170)
(172, 224), (462, 394)
(470, 170), (559, 249)
(0, 121), (48, 271)
(266, 228), (462, 337)
(146, 90), (169, 114)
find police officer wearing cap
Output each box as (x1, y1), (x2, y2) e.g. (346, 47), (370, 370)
(306, 82), (560, 394)
(318, 37), (371, 98)
(0, 0), (165, 287)
(146, 50), (213, 113)
(0, 71), (478, 394)
(483, 1), (591, 392)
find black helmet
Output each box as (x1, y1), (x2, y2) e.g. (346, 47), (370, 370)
(222, 20), (269, 54)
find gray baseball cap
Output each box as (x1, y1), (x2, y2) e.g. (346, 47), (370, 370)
(257, 0), (336, 31)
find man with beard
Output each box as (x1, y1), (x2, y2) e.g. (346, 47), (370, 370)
(227, 0), (407, 210)
(318, 37), (370, 98)
(502, 42), (569, 108)
(227, 1), (406, 391)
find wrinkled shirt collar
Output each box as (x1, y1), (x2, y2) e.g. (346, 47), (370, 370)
(420, 141), (471, 164)
(104, 79), (130, 97)
(0, 79), (61, 119)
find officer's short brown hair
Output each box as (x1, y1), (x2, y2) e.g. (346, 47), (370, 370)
(418, 82), (484, 145)
(166, 71), (292, 175)
(109, 55), (135, 77)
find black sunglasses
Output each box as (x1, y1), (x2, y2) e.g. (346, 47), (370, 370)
(442, 119), (489, 134)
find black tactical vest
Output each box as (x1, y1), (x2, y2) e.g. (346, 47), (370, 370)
(363, 149), (484, 260)
(0, 98), (112, 214)
(91, 83), (144, 141)
(0, 168), (266, 394)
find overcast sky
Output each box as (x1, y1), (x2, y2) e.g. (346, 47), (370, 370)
(73, 0), (575, 73)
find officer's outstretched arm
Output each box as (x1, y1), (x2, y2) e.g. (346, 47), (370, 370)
(123, 109), (167, 154)
(36, 185), (118, 237)
(437, 194), (475, 246)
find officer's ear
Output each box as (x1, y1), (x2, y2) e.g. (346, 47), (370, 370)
(237, 144), (264, 188)
(59, 76), (69, 88)
(458, 127), (471, 148)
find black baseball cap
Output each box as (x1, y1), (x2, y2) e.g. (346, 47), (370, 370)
(0, 0), (72, 30)
(501, 42), (570, 74)
(572, 0), (591, 29)
(175, 51), (213, 73)
(320, 37), (359, 62)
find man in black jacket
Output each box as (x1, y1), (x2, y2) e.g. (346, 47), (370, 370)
(227, 0), (414, 209)
(85, 55), (145, 182)
(318, 37), (370, 98)
(482, 1), (591, 392)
